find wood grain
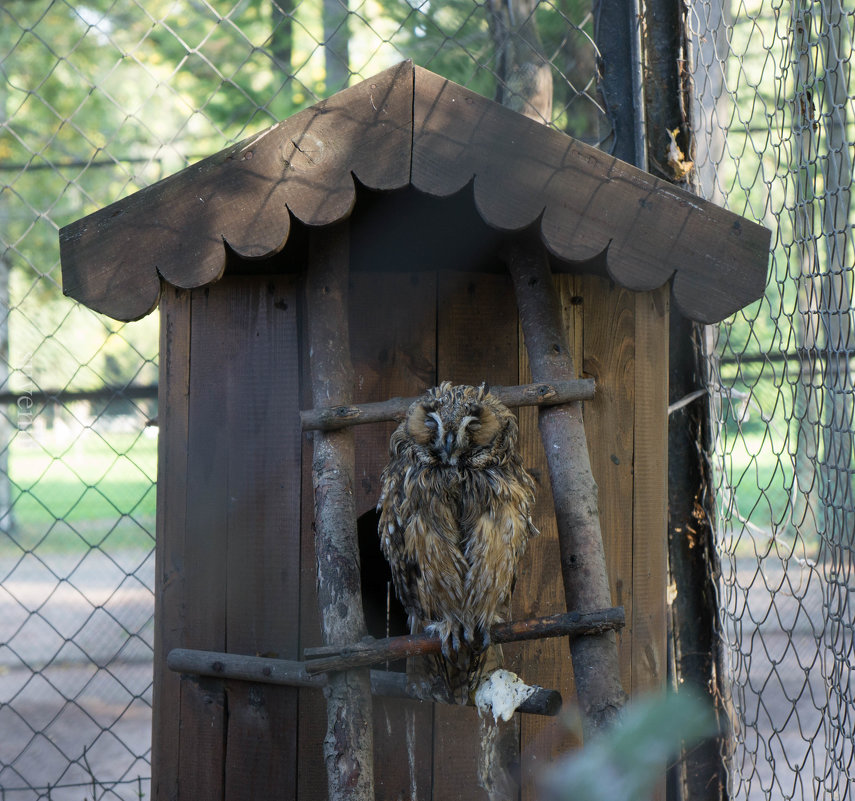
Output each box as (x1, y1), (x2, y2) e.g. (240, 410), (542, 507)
(59, 61), (413, 321)
(349, 269), (436, 801)
(632, 287), (670, 801)
(152, 285), (190, 801)
(220, 276), (301, 799)
(435, 269), (521, 801)
(177, 282), (234, 798)
(631, 287), (669, 698)
(575, 276), (637, 695)
(62, 63), (767, 325)
(411, 65), (770, 323)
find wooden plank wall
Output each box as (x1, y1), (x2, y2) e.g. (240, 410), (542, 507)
(153, 277), (302, 801)
(516, 274), (667, 800)
(153, 266), (667, 801)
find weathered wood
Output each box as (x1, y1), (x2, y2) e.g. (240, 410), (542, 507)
(61, 64), (768, 325)
(572, 275), (637, 700)
(507, 241), (628, 738)
(166, 650), (561, 716)
(434, 270), (521, 800)
(348, 270), (435, 801)
(411, 65), (769, 324)
(306, 223), (375, 801)
(297, 384), (328, 800)
(221, 277), (302, 799)
(152, 285), (190, 801)
(517, 324), (579, 801)
(300, 378), (596, 431)
(302, 608), (625, 672)
(59, 61), (414, 321)
(180, 285), (236, 798)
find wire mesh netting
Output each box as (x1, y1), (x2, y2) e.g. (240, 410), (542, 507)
(0, 0), (605, 797)
(4, 0), (855, 798)
(689, 0), (855, 798)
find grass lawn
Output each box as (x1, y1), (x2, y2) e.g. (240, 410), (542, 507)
(0, 418), (807, 561)
(2, 427), (157, 557)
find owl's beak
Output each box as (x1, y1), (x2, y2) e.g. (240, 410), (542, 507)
(442, 431), (455, 459)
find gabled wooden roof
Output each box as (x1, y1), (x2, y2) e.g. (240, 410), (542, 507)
(60, 61), (770, 324)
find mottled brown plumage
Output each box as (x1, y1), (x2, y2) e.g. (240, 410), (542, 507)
(377, 381), (538, 702)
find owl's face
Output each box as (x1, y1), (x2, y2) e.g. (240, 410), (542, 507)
(403, 382), (509, 467)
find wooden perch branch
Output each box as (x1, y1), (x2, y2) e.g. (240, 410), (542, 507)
(302, 607), (625, 674)
(306, 223), (374, 801)
(507, 241), (628, 737)
(165, 649), (561, 716)
(301, 378), (596, 431)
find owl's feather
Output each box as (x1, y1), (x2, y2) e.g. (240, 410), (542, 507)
(377, 382), (538, 703)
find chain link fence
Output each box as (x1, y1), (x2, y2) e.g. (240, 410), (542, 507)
(0, 1), (605, 797)
(3, 0), (854, 799)
(689, 0), (855, 798)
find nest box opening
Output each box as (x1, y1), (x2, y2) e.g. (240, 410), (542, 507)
(357, 507), (408, 651)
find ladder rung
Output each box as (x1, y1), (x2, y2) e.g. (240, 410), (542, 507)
(301, 378), (596, 431)
(166, 648), (562, 716)
(301, 607), (624, 673)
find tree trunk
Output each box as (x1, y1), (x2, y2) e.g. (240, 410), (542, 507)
(791, 0), (822, 543)
(323, 0), (349, 94)
(486, 0), (553, 123)
(645, 1), (728, 798)
(306, 223), (374, 801)
(271, 0), (294, 96)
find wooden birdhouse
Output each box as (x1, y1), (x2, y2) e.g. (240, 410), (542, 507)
(60, 61), (769, 801)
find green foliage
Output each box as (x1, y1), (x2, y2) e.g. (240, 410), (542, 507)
(541, 693), (716, 801)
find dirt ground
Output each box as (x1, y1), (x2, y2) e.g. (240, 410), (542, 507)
(0, 551), (847, 800)
(0, 551), (154, 800)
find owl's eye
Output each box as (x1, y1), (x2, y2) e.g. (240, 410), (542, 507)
(466, 420), (482, 433)
(424, 415), (438, 431)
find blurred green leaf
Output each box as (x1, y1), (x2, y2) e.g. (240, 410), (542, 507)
(541, 693), (716, 801)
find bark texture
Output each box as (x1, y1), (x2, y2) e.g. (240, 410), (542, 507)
(302, 607), (625, 673)
(300, 378), (596, 431)
(507, 241), (627, 736)
(306, 223), (374, 801)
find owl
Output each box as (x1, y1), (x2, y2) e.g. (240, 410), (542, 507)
(377, 381), (538, 702)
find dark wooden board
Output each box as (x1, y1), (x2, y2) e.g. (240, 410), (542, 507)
(220, 276), (301, 799)
(297, 444), (328, 801)
(434, 269), (521, 800)
(411, 66), (770, 324)
(62, 62), (768, 326)
(176, 282), (234, 798)
(59, 62), (414, 321)
(576, 276), (638, 696)
(350, 270), (437, 801)
(152, 285), (191, 801)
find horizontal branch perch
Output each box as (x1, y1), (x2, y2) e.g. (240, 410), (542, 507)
(166, 649), (561, 716)
(303, 607), (624, 674)
(300, 378), (596, 431)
